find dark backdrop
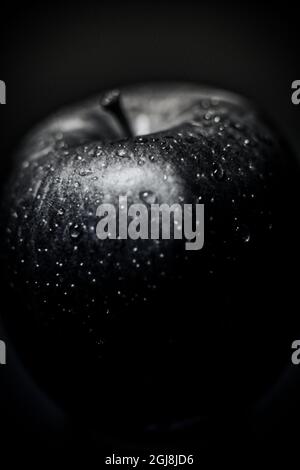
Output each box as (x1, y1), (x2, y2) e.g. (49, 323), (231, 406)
(1, 2), (299, 172)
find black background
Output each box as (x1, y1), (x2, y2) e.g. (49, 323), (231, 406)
(0, 0), (299, 464)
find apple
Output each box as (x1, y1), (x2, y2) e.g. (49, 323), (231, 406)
(0, 82), (298, 444)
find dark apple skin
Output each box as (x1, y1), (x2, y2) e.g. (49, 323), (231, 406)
(1, 83), (299, 444)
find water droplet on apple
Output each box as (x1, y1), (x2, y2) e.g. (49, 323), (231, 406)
(117, 148), (127, 157)
(211, 163), (225, 181)
(139, 190), (157, 205)
(235, 222), (251, 244)
(79, 169), (93, 177)
(69, 223), (83, 239)
(234, 122), (245, 130)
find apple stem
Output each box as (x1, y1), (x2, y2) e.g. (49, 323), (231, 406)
(100, 89), (133, 138)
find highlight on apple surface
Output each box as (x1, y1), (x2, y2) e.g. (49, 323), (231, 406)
(95, 196), (204, 251)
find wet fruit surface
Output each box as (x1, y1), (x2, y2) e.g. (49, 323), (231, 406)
(1, 83), (298, 443)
